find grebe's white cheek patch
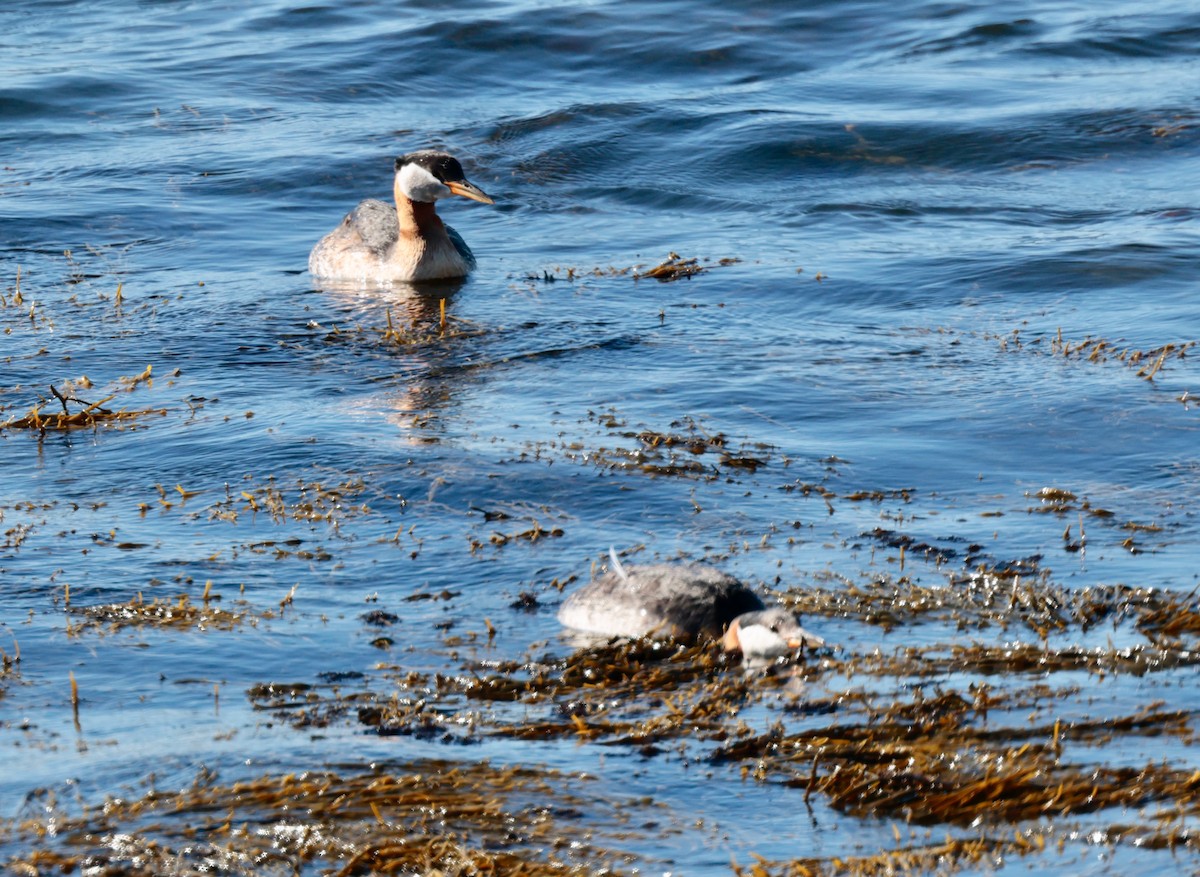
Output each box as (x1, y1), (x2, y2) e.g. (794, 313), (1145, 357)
(397, 163), (449, 202)
(735, 624), (790, 659)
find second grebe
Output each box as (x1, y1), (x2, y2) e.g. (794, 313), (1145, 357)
(557, 557), (824, 661)
(309, 150), (493, 283)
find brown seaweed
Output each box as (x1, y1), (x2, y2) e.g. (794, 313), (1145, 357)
(636, 252), (708, 281)
(4, 760), (646, 876)
(1, 380), (166, 433)
(67, 590), (275, 634)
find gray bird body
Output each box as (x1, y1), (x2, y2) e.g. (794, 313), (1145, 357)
(309, 151), (491, 283)
(558, 562), (764, 640)
(558, 562), (824, 659)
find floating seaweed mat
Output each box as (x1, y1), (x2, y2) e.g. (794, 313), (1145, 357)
(633, 252), (739, 282)
(766, 822), (1199, 877)
(203, 475), (376, 526)
(1137, 596), (1200, 640)
(941, 641), (1200, 675)
(5, 760), (642, 876)
(810, 756), (1200, 826)
(69, 592), (254, 633)
(357, 639), (772, 744)
(450, 638), (738, 702)
(740, 833), (1049, 877)
(290, 632), (1195, 755)
(2, 378), (166, 433)
(636, 252), (707, 281)
(517, 410), (776, 482)
(586, 412), (773, 478)
(777, 578), (1073, 635)
(1049, 331), (1196, 382)
(714, 704), (1192, 765)
(816, 641), (1200, 682)
(1, 397), (166, 431)
(780, 578), (1200, 643)
(710, 704), (1200, 827)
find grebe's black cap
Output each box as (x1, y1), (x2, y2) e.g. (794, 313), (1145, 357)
(396, 150), (493, 204)
(396, 151), (466, 184)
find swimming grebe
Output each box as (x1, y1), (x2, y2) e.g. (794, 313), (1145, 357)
(309, 150), (493, 283)
(557, 556), (824, 661)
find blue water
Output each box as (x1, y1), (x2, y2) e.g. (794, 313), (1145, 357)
(2, 0), (1199, 873)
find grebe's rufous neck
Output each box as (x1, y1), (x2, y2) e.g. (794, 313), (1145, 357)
(557, 560), (825, 663)
(309, 150), (493, 283)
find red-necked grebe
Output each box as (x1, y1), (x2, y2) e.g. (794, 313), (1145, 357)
(309, 150), (493, 282)
(557, 554), (824, 661)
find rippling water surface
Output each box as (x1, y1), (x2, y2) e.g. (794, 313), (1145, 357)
(2, 0), (1199, 873)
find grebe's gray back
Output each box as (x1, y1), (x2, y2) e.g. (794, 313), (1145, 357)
(557, 560), (823, 660)
(309, 150), (493, 283)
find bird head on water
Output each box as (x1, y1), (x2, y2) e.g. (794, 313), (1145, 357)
(394, 151), (494, 205)
(721, 607), (824, 661)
